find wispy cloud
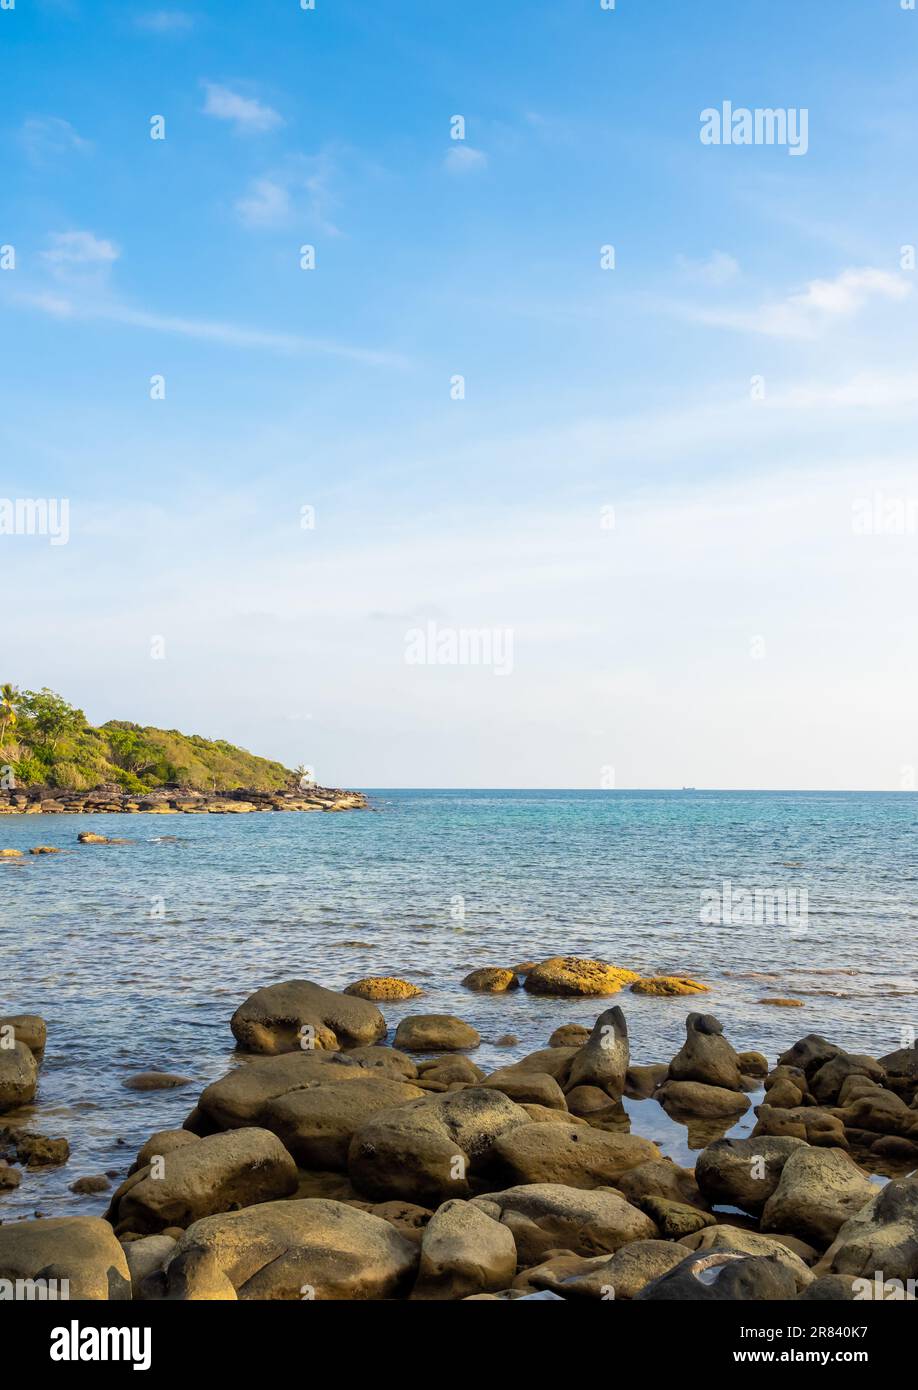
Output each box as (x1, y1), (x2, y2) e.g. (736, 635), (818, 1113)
(42, 231), (120, 267)
(234, 152), (342, 234)
(675, 250), (740, 286)
(14, 288), (407, 367)
(20, 116), (91, 164)
(135, 10), (194, 33)
(202, 81), (283, 134)
(681, 265), (912, 339)
(235, 177), (291, 228)
(444, 145), (488, 174)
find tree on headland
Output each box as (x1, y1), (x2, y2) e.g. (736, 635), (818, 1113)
(0, 683), (20, 748)
(19, 688), (86, 757)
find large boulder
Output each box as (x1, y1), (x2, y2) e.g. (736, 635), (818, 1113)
(809, 1051), (885, 1105)
(0, 1216), (131, 1300)
(107, 1128), (298, 1235)
(348, 1087), (529, 1205)
(565, 1006), (629, 1100)
(776, 1034), (843, 1077)
(657, 1079), (750, 1118)
(615, 1158), (708, 1211)
(393, 1015), (480, 1052)
(752, 1102), (846, 1148)
(760, 1147), (877, 1247)
(262, 1076), (425, 1169)
(0, 1014), (47, 1063)
(695, 1136), (807, 1215)
(493, 1122), (659, 1189)
(196, 1049), (414, 1131)
(667, 1012), (744, 1090)
(411, 1198), (517, 1300)
(158, 1199), (417, 1299)
(635, 1250), (797, 1301)
(547, 1241), (688, 1299)
(0, 1041), (38, 1112)
(481, 1069), (566, 1109)
(524, 957), (638, 997)
(816, 1174), (918, 1283)
(471, 1183), (657, 1264)
(130, 1129), (201, 1174)
(677, 1225), (815, 1292)
(230, 979), (386, 1054)
(878, 1044), (918, 1102)
(123, 1235), (178, 1293)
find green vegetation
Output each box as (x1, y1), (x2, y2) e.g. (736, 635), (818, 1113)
(0, 686), (297, 792)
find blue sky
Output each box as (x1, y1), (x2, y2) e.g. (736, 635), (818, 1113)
(2, 0), (918, 788)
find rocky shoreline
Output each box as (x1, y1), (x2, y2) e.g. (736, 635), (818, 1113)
(1, 958), (916, 1301)
(0, 783), (367, 816)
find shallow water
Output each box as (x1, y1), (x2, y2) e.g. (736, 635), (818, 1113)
(1, 789), (915, 1220)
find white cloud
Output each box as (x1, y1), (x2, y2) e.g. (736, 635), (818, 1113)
(683, 265), (912, 339)
(235, 177), (291, 228)
(202, 82), (283, 134)
(135, 10), (193, 32)
(444, 145), (488, 174)
(234, 152), (342, 234)
(21, 117), (91, 163)
(789, 267), (910, 316)
(42, 231), (120, 267)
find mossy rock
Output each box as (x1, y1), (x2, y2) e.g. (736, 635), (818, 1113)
(524, 958), (638, 997)
(344, 977), (422, 1002)
(631, 976), (709, 997)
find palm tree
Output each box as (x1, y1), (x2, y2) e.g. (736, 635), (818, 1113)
(0, 684), (19, 749)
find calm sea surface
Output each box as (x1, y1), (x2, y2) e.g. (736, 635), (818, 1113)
(2, 790), (915, 1220)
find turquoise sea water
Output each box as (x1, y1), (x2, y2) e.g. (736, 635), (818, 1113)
(1, 790), (915, 1220)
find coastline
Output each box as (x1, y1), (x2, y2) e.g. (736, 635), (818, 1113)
(0, 783), (368, 816)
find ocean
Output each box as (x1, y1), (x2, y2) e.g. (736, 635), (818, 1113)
(2, 789), (915, 1220)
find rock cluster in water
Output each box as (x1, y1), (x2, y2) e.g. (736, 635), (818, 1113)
(1, 962), (917, 1302)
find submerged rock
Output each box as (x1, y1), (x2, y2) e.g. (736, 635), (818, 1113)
(393, 1015), (480, 1052)
(631, 976), (708, 997)
(461, 968), (519, 993)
